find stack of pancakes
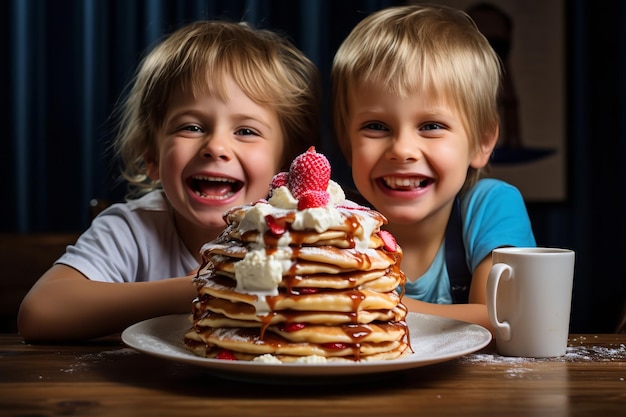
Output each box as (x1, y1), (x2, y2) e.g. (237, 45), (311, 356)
(184, 150), (410, 363)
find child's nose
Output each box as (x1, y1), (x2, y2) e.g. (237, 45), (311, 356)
(201, 134), (232, 161)
(387, 131), (420, 162)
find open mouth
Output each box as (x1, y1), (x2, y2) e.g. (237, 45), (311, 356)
(187, 175), (244, 200)
(381, 176), (433, 191)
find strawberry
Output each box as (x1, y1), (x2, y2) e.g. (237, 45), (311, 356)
(265, 214), (287, 235)
(288, 146), (331, 199)
(282, 322), (306, 332)
(270, 171), (289, 190)
(321, 342), (349, 350)
(297, 190), (329, 210)
(378, 230), (397, 252)
(215, 349), (237, 360)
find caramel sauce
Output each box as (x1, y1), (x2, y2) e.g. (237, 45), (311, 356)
(189, 203), (410, 361)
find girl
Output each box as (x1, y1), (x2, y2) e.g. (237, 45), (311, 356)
(18, 21), (321, 341)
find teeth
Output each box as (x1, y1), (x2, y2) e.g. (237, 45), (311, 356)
(383, 176), (430, 189)
(191, 175), (237, 199)
(193, 190), (234, 200)
(193, 175), (236, 183)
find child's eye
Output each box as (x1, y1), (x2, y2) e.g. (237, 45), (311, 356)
(420, 122), (444, 131)
(235, 127), (260, 136)
(182, 125), (204, 133)
(362, 122), (389, 131)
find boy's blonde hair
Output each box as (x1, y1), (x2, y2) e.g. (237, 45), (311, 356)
(114, 21), (321, 197)
(332, 4), (501, 191)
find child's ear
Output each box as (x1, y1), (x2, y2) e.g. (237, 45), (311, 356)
(145, 152), (160, 181)
(470, 125), (499, 169)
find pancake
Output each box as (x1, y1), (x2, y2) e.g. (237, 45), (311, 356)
(203, 243), (397, 272)
(183, 147), (410, 362)
(194, 267), (403, 291)
(192, 303), (409, 326)
(196, 275), (401, 312)
(184, 327), (411, 362)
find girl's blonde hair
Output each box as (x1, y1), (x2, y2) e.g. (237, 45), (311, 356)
(332, 4), (501, 191)
(114, 21), (321, 198)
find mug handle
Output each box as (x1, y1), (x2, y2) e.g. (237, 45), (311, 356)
(487, 263), (512, 341)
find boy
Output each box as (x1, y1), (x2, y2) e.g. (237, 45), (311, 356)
(331, 5), (536, 331)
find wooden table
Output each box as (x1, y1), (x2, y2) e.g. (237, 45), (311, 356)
(0, 333), (624, 416)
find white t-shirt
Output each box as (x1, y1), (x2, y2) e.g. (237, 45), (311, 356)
(56, 190), (198, 283)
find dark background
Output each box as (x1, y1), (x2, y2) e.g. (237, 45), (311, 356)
(1, 0), (624, 333)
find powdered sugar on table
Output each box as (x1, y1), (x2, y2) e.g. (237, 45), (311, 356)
(459, 335), (625, 365)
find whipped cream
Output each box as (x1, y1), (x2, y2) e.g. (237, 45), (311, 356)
(234, 247), (291, 295)
(230, 180), (380, 297)
(252, 353), (283, 363)
(251, 353), (328, 364)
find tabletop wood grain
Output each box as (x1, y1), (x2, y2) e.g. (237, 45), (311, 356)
(0, 333), (624, 417)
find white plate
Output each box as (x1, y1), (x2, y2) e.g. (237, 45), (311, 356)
(122, 312), (491, 380)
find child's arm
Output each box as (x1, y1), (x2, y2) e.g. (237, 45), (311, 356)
(17, 264), (198, 342)
(401, 256), (494, 334)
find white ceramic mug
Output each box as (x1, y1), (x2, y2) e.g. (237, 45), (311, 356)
(486, 247), (575, 357)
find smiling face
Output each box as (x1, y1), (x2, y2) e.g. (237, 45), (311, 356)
(147, 76), (284, 238)
(348, 82), (491, 226)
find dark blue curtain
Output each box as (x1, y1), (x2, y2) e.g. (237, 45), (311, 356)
(2, 0), (401, 233)
(2, 0), (625, 332)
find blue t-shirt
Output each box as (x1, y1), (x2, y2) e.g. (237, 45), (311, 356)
(402, 178), (536, 304)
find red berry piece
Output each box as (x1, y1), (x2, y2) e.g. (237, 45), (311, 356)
(321, 343), (349, 350)
(288, 146), (331, 199)
(282, 322), (306, 332)
(297, 190), (330, 210)
(265, 215), (287, 235)
(270, 171), (289, 190)
(215, 349), (237, 360)
(378, 230), (397, 252)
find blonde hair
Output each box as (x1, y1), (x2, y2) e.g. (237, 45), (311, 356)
(332, 4), (501, 191)
(114, 21), (321, 198)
